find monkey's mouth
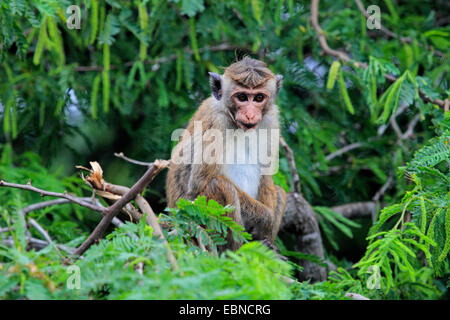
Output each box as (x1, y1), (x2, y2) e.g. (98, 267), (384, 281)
(237, 120), (258, 130)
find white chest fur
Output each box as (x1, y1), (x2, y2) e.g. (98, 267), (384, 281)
(222, 131), (261, 199)
(223, 163), (261, 199)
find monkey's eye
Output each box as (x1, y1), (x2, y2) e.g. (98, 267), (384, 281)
(254, 94), (265, 103)
(236, 93), (248, 102)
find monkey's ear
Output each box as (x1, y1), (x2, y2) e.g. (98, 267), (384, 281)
(209, 72), (222, 100)
(276, 74), (283, 93)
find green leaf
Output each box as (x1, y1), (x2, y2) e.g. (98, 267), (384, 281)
(181, 0), (205, 17)
(326, 61), (341, 90)
(189, 17), (201, 61)
(89, 0), (99, 44)
(438, 209), (450, 262)
(338, 70), (355, 114)
(251, 0), (264, 25)
(33, 16), (47, 65)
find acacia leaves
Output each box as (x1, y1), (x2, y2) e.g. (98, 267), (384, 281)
(163, 196), (252, 253)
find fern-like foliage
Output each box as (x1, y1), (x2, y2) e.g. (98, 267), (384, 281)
(162, 196), (252, 254)
(314, 206), (361, 250)
(407, 134), (450, 172)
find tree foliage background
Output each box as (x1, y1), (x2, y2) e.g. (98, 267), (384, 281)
(0, 0), (449, 300)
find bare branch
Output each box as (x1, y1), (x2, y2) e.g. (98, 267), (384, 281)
(20, 197), (124, 229)
(331, 201), (377, 219)
(114, 152), (153, 167)
(22, 199), (72, 215)
(0, 227), (12, 233)
(2, 236), (75, 255)
(390, 116), (404, 140)
(28, 218), (59, 253)
(325, 142), (364, 162)
(402, 114), (421, 139)
(0, 180), (104, 213)
(373, 175), (394, 203)
(91, 174), (178, 269)
(310, 0), (352, 63)
(73, 159), (169, 256)
(312, 142), (364, 170)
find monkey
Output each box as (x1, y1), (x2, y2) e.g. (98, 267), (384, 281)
(166, 57), (286, 251)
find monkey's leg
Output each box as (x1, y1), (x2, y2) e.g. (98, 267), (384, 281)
(201, 177), (243, 251)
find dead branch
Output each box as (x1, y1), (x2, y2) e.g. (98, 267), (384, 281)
(73, 159), (169, 256)
(28, 218), (60, 254)
(0, 180), (104, 213)
(2, 236), (75, 255)
(21, 199), (72, 215)
(79, 161), (178, 270)
(20, 197), (124, 228)
(310, 0), (446, 109)
(114, 152), (153, 167)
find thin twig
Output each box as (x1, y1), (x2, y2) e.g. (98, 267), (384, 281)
(373, 175), (394, 203)
(2, 237), (75, 255)
(402, 114), (421, 139)
(22, 199), (72, 215)
(325, 142), (363, 162)
(390, 117), (404, 140)
(0, 227), (13, 233)
(21, 197), (124, 228)
(28, 218), (59, 253)
(0, 181), (104, 213)
(114, 152), (153, 167)
(377, 103), (409, 136)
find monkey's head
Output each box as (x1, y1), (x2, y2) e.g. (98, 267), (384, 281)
(209, 57), (283, 131)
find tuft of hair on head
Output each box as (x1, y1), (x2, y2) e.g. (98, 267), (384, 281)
(224, 56), (276, 88)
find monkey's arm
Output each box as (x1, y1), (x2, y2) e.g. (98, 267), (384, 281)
(212, 175), (277, 240)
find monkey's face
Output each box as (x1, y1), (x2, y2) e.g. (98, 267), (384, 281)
(230, 87), (271, 130)
(208, 58), (283, 130)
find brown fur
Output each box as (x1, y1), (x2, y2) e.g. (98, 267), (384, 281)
(166, 58), (286, 251)
(224, 57), (276, 88)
